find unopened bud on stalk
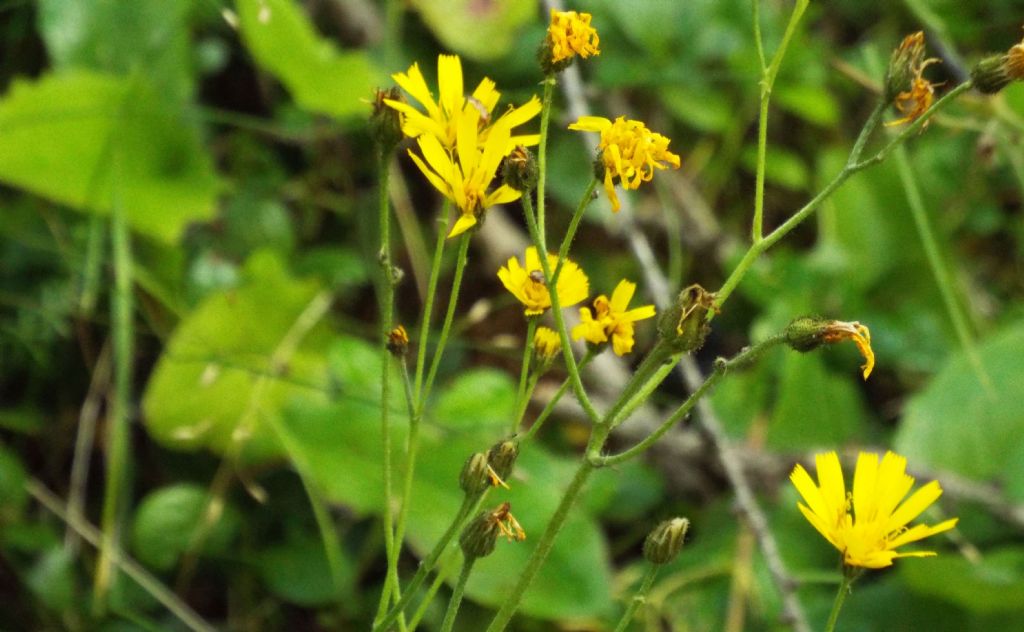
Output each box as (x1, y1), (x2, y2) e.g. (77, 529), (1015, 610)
(656, 284), (716, 354)
(532, 326), (562, 373)
(486, 438), (520, 487)
(370, 87), (404, 152)
(459, 452), (492, 495)
(643, 518), (689, 565)
(884, 32), (927, 102)
(971, 30), (1024, 94)
(386, 325), (409, 358)
(502, 146), (538, 192)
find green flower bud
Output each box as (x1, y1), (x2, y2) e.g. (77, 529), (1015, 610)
(370, 87), (404, 153)
(971, 55), (1014, 95)
(643, 517), (689, 565)
(459, 452), (491, 495)
(656, 284), (715, 354)
(486, 438), (520, 486)
(460, 509), (499, 559)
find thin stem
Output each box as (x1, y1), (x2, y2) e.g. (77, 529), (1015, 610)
(595, 335), (785, 467)
(79, 215), (105, 315)
(520, 350), (596, 442)
(612, 563), (660, 632)
(408, 549), (459, 631)
(535, 75), (556, 251)
(521, 195), (601, 423)
(421, 233), (471, 406)
(439, 557), (475, 632)
(374, 494), (481, 632)
(603, 340), (675, 429)
(551, 179), (599, 286)
(824, 570), (857, 632)
(893, 145), (993, 392)
(485, 459), (596, 632)
(512, 318), (539, 434)
(94, 185), (134, 613)
(751, 0), (766, 71)
(413, 205), (450, 402)
(392, 360), (421, 590)
(28, 480), (216, 632)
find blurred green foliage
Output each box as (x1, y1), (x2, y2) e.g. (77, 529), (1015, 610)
(0, 0), (1022, 630)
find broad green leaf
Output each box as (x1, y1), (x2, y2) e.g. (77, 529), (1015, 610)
(142, 251), (332, 462)
(774, 83), (840, 127)
(26, 547), (76, 612)
(895, 321), (1024, 494)
(768, 351), (866, 448)
(409, 0), (534, 61)
(256, 532), (351, 606)
(900, 548), (1024, 613)
(0, 71), (219, 242)
(38, 0), (194, 100)
(236, 0), (375, 119)
(130, 484), (240, 571)
(741, 144), (809, 190)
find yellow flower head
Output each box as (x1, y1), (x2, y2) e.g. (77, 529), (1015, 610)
(886, 57), (942, 127)
(571, 279), (656, 356)
(568, 116), (681, 212)
(1007, 29), (1024, 80)
(385, 54), (541, 152)
(497, 247), (589, 316)
(791, 451), (958, 569)
(533, 326), (562, 361)
(409, 112), (521, 238)
(545, 10), (600, 66)
(386, 324), (409, 357)
(822, 320), (875, 380)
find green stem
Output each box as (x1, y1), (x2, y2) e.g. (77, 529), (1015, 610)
(414, 205), (450, 402)
(408, 549), (459, 631)
(714, 81), (972, 311)
(824, 570), (858, 632)
(374, 494), (481, 632)
(94, 185), (133, 613)
(551, 179), (599, 286)
(595, 335), (784, 467)
(521, 195), (601, 423)
(602, 340), (675, 429)
(421, 233), (471, 407)
(520, 351), (596, 441)
(485, 458), (596, 632)
(613, 564), (660, 632)
(392, 360), (421, 588)
(535, 75), (556, 251)
(79, 215), (105, 315)
(751, 0), (766, 71)
(893, 145), (993, 392)
(512, 318), (539, 434)
(439, 557), (475, 632)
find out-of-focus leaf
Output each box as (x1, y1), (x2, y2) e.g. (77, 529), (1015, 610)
(38, 0), (193, 100)
(662, 85), (735, 133)
(900, 548), (1024, 613)
(256, 532), (351, 606)
(142, 252), (333, 462)
(0, 443), (28, 521)
(0, 71), (219, 242)
(769, 351), (866, 448)
(26, 547), (76, 612)
(895, 321), (1024, 497)
(130, 484), (240, 571)
(774, 83), (840, 127)
(432, 369), (516, 430)
(409, 0), (534, 61)
(236, 0), (375, 119)
(741, 144), (809, 190)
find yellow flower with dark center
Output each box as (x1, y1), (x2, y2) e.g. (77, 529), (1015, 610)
(546, 10), (600, 64)
(822, 320), (875, 380)
(385, 54), (541, 152)
(408, 112), (521, 238)
(791, 451), (958, 569)
(568, 116), (681, 212)
(533, 326), (562, 361)
(572, 280), (656, 356)
(497, 247), (589, 316)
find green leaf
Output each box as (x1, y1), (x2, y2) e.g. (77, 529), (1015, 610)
(142, 251), (332, 462)
(768, 351), (866, 449)
(130, 484), (240, 572)
(774, 83), (840, 127)
(741, 144), (809, 190)
(409, 0), (535, 61)
(0, 442), (28, 521)
(256, 532), (350, 606)
(895, 321), (1024, 495)
(900, 548), (1024, 613)
(236, 0), (376, 119)
(38, 0), (194, 100)
(26, 547), (76, 612)
(432, 368), (516, 430)
(0, 71), (219, 243)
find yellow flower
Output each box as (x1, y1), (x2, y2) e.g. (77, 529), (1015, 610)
(886, 58), (941, 127)
(408, 112), (521, 238)
(545, 10), (600, 65)
(385, 54), (541, 152)
(572, 279), (656, 355)
(568, 116), (681, 212)
(533, 326), (562, 361)
(790, 451), (958, 569)
(497, 247), (589, 316)
(822, 320), (875, 380)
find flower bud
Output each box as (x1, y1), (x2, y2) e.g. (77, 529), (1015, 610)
(370, 87), (404, 152)
(971, 55), (1014, 94)
(502, 146), (538, 192)
(532, 326), (562, 373)
(386, 325), (409, 358)
(783, 317), (875, 380)
(884, 32), (926, 102)
(460, 502), (525, 559)
(643, 518), (689, 565)
(486, 438), (520, 486)
(656, 284), (715, 354)
(459, 452), (491, 495)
